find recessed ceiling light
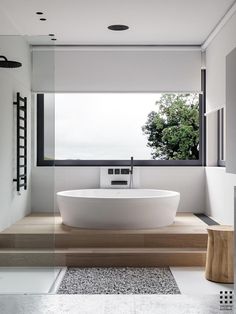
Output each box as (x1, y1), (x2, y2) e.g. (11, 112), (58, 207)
(108, 24), (129, 31)
(40, 18), (47, 21)
(36, 12), (43, 15)
(49, 34), (55, 37)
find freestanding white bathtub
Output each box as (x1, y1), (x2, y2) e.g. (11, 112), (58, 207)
(57, 189), (180, 229)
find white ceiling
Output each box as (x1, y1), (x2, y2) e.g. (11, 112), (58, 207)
(0, 0), (235, 45)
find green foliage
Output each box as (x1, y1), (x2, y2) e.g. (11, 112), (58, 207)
(142, 94), (200, 160)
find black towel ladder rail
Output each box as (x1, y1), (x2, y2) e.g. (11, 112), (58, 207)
(13, 92), (27, 192)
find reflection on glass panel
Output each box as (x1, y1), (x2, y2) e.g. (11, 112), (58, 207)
(0, 35), (56, 295)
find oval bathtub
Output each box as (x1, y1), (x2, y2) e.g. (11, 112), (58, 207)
(57, 189), (180, 229)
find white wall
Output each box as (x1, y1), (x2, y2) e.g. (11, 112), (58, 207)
(205, 167), (236, 224)
(206, 11), (236, 112)
(32, 166), (205, 213)
(226, 47), (236, 174)
(0, 36), (31, 231)
(205, 11), (236, 224)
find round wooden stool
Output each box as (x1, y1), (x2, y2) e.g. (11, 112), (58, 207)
(205, 225), (234, 283)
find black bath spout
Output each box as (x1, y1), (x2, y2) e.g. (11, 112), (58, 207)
(130, 156), (134, 175)
(129, 157), (134, 189)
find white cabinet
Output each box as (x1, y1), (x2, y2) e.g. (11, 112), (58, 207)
(226, 47), (236, 174)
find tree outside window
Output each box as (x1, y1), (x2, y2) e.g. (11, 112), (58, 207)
(142, 93), (199, 160)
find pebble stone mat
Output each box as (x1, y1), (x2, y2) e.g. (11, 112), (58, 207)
(57, 267), (181, 294)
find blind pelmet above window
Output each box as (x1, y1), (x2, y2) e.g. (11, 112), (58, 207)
(32, 47), (202, 93)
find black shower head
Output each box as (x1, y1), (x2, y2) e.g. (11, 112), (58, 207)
(0, 56), (22, 68)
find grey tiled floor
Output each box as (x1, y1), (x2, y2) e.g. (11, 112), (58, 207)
(0, 295), (233, 314)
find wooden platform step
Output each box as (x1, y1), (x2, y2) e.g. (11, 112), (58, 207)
(0, 213), (209, 267)
(0, 232), (208, 249)
(0, 247), (207, 267)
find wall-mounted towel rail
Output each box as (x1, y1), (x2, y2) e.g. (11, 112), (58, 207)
(13, 92), (27, 192)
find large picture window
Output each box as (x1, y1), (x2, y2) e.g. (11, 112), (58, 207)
(37, 67), (206, 167)
(37, 90), (205, 167)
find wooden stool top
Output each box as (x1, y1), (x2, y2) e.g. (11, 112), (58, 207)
(207, 225), (234, 232)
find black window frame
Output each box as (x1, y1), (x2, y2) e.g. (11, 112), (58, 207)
(37, 70), (206, 167)
(217, 107), (226, 167)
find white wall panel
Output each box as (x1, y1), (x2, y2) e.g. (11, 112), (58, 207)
(0, 36), (31, 231)
(32, 167), (205, 213)
(205, 167), (235, 224)
(226, 47), (236, 174)
(205, 11), (236, 224)
(206, 12), (236, 113)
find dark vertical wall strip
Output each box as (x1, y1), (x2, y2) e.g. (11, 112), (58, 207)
(37, 94), (46, 165)
(217, 108), (226, 167)
(200, 69), (206, 166)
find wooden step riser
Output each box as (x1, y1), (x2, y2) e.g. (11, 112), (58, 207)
(0, 234), (208, 249)
(0, 234), (54, 249)
(0, 252), (206, 267)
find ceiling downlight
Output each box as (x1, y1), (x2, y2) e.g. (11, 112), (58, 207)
(108, 24), (129, 31)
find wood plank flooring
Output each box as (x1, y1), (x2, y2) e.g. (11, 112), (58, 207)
(0, 213), (209, 267)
